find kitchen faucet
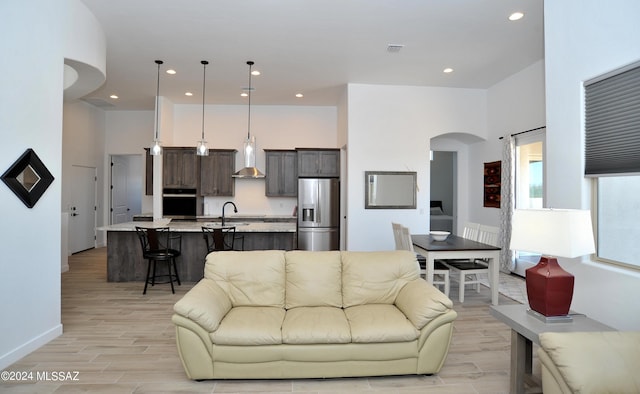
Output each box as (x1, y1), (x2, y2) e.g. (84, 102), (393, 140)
(221, 201), (238, 226)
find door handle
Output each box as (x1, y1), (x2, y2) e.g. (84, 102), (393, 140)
(71, 213), (79, 217)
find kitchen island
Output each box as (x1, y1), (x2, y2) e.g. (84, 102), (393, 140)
(102, 219), (296, 282)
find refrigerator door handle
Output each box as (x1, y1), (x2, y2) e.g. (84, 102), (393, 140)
(314, 183), (321, 223)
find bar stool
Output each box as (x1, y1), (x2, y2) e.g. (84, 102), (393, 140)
(202, 226), (237, 253)
(135, 226), (181, 294)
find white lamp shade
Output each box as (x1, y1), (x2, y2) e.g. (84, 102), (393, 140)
(510, 208), (595, 258)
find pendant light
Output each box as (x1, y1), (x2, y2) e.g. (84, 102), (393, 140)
(233, 61), (265, 178)
(196, 60), (209, 156)
(150, 60), (163, 156)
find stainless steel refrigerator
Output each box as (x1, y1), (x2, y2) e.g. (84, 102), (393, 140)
(297, 178), (340, 250)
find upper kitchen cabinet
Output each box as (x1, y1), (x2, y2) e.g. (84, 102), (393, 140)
(200, 149), (236, 196)
(296, 148), (340, 178)
(163, 148), (199, 189)
(265, 149), (298, 197)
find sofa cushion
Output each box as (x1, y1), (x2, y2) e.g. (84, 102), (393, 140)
(282, 306), (351, 344)
(341, 250), (419, 308)
(204, 250), (286, 307)
(212, 306), (285, 345)
(285, 251), (342, 309)
(345, 304), (419, 343)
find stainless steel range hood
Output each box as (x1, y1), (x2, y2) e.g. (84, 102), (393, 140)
(232, 135), (265, 178)
(232, 166), (265, 178)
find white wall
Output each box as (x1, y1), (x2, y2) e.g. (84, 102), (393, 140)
(346, 84), (487, 251)
(544, 0), (640, 330)
(0, 0), (105, 369)
(466, 60), (547, 227)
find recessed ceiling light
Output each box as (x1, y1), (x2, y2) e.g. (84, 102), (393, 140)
(240, 92), (248, 97)
(251, 70), (261, 76)
(509, 12), (524, 21)
(387, 44), (404, 53)
(166, 69), (176, 75)
(185, 92), (193, 96)
(295, 93), (304, 98)
(110, 94), (118, 99)
(443, 68), (454, 73)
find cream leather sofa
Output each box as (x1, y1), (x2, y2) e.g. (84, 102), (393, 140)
(172, 250), (457, 380)
(538, 331), (640, 393)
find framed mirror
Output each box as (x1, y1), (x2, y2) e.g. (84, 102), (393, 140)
(365, 171), (417, 209)
(1, 149), (55, 208)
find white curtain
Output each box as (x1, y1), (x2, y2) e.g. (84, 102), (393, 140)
(499, 136), (515, 272)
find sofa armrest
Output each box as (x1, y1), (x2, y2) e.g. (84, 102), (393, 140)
(173, 278), (232, 332)
(538, 331), (640, 394)
(395, 279), (454, 330)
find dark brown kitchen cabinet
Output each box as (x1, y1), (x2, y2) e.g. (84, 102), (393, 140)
(296, 148), (340, 178)
(200, 149), (236, 196)
(163, 148), (199, 189)
(265, 149), (298, 197)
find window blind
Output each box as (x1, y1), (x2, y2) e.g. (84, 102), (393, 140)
(584, 63), (640, 176)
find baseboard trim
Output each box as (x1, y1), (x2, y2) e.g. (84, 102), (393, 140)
(0, 324), (63, 370)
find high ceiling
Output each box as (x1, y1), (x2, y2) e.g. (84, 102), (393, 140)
(79, 0), (544, 110)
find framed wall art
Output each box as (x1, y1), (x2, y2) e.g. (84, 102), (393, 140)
(483, 160), (501, 208)
(1, 149), (55, 208)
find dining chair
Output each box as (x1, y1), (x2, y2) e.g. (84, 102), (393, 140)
(135, 226), (182, 294)
(462, 222), (481, 242)
(440, 223), (498, 302)
(391, 222), (450, 296)
(202, 226), (237, 254)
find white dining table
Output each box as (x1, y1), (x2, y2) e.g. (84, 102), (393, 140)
(412, 233), (501, 305)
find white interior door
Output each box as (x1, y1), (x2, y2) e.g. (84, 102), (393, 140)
(69, 165), (96, 254)
(111, 156), (130, 224)
(110, 155), (143, 224)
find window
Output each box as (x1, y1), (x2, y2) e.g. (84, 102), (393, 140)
(514, 131), (545, 266)
(515, 139), (544, 209)
(585, 62), (640, 270)
(595, 177), (640, 269)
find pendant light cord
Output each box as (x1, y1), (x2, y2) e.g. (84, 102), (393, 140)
(201, 60), (208, 140)
(247, 61), (254, 140)
(154, 60), (163, 140)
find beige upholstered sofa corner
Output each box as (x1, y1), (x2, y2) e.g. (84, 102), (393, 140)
(171, 249), (457, 380)
(538, 331), (640, 394)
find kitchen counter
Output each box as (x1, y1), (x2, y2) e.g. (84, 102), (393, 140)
(104, 219), (297, 282)
(132, 214), (297, 223)
(101, 219), (296, 233)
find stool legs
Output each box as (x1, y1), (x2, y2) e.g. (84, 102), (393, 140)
(143, 257), (180, 294)
(143, 259), (152, 295)
(167, 260), (175, 294)
(172, 258), (181, 286)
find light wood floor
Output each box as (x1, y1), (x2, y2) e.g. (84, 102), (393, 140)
(1, 248), (525, 393)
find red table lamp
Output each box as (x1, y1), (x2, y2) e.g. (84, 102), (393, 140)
(510, 209), (595, 318)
